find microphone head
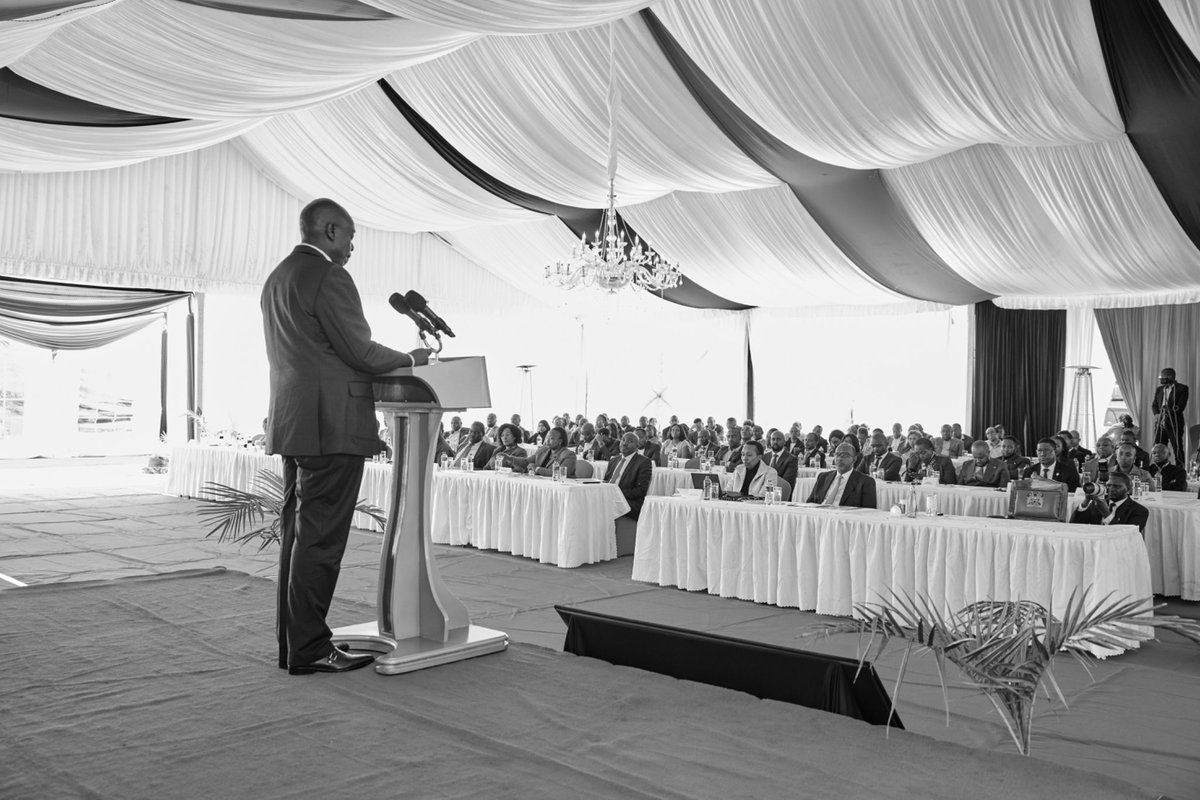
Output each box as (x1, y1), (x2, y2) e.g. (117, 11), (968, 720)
(389, 293), (411, 314)
(404, 290), (427, 312)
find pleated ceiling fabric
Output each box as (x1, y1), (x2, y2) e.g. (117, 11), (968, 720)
(358, 0), (654, 33)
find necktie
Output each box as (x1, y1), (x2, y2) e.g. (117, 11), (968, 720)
(540, 449), (552, 469)
(1042, 466), (1050, 479)
(823, 473), (843, 506)
(609, 456), (625, 484)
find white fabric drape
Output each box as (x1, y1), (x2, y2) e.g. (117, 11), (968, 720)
(0, 0), (116, 67)
(386, 14), (776, 207)
(11, 0), (477, 118)
(1160, 0), (1200, 62)
(653, 0), (1122, 169)
(620, 184), (903, 307)
(885, 138), (1200, 308)
(235, 84), (538, 233)
(360, 0), (653, 33)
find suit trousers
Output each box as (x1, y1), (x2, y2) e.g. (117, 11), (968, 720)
(1155, 413), (1185, 463)
(277, 453), (365, 667)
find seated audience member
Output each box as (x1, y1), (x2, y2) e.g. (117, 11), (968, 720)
(694, 429), (719, 459)
(957, 440), (1010, 487)
(859, 432), (903, 481)
(900, 429), (920, 457)
(1081, 436), (1117, 484)
(725, 417), (739, 437)
(739, 423), (757, 444)
(1110, 443), (1151, 483)
(806, 443), (878, 508)
(1020, 438), (1081, 492)
(452, 421), (496, 470)
(483, 412), (499, 443)
(661, 424), (695, 463)
(718, 427), (744, 470)
(811, 424), (828, 452)
(786, 423), (805, 455)
(435, 424), (455, 462)
(619, 415), (633, 432)
(762, 429), (798, 488)
(889, 423), (906, 453)
(603, 432), (654, 519)
(827, 429), (845, 453)
(998, 435), (1030, 477)
(635, 427), (661, 465)
(527, 426), (577, 478)
(593, 428), (619, 462)
(954, 423), (972, 449)
(510, 414), (532, 444)
(531, 419), (551, 446)
(645, 423), (660, 444)
(799, 432), (826, 468)
(486, 423), (528, 470)
(445, 416), (468, 452)
(1067, 430), (1094, 470)
(574, 422), (599, 458)
(932, 424), (964, 458)
(729, 440), (778, 498)
(1147, 443), (1188, 491)
(855, 427), (870, 452)
(638, 415), (649, 428)
(1070, 472), (1149, 533)
(903, 437), (958, 484)
(1118, 429), (1150, 469)
(984, 427), (1003, 458)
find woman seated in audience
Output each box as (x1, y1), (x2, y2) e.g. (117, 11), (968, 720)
(532, 419), (550, 446)
(487, 423), (529, 471)
(827, 429), (845, 453)
(800, 432), (826, 468)
(645, 423), (661, 444)
(661, 424), (695, 463)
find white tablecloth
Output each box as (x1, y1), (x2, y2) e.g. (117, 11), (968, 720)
(431, 471), (630, 568)
(632, 497), (1151, 653)
(793, 478), (1200, 599)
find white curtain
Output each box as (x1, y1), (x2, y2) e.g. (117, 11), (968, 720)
(359, 0), (654, 33)
(1160, 0), (1200, 61)
(235, 84), (539, 233)
(10, 0), (477, 118)
(885, 138), (1200, 308)
(653, 0), (1121, 169)
(0, 0), (115, 66)
(385, 14), (777, 208)
(620, 184), (904, 307)
(748, 305), (970, 435)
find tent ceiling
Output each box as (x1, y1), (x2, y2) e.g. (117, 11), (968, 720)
(1, 0), (1199, 310)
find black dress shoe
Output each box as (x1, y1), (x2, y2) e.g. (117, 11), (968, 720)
(288, 648), (375, 675)
(279, 642), (351, 669)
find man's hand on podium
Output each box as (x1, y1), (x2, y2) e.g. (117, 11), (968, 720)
(409, 348), (433, 367)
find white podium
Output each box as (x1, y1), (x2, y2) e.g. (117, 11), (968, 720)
(331, 356), (508, 674)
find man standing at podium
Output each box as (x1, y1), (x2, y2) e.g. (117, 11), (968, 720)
(262, 198), (430, 676)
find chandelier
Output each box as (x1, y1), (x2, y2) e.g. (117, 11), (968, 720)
(545, 24), (683, 295)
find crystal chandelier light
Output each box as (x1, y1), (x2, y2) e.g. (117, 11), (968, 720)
(545, 24), (683, 295)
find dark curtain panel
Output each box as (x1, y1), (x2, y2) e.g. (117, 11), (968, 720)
(971, 301), (1066, 454)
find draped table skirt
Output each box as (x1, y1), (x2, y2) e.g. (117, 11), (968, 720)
(632, 497), (1151, 653)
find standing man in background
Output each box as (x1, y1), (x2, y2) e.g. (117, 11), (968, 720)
(262, 198), (430, 676)
(1153, 368), (1188, 463)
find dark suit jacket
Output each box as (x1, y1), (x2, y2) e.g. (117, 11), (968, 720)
(957, 458), (1010, 487)
(528, 445), (577, 478)
(1153, 382), (1189, 418)
(805, 468), (877, 508)
(638, 441), (661, 464)
(1148, 462), (1189, 492)
(454, 439), (495, 470)
(604, 452), (653, 519)
(261, 246), (410, 457)
(857, 450), (902, 482)
(904, 454), (957, 484)
(761, 449), (797, 488)
(799, 449), (826, 469)
(1021, 460), (1081, 492)
(1070, 497), (1150, 533)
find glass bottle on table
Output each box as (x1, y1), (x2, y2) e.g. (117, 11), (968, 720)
(702, 475), (713, 501)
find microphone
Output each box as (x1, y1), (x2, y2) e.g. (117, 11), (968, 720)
(388, 292), (435, 335)
(404, 290), (455, 338)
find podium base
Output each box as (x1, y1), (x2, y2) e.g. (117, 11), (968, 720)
(331, 621), (508, 675)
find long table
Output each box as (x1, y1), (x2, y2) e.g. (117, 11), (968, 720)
(793, 477), (1200, 599)
(431, 471), (629, 568)
(632, 496), (1151, 654)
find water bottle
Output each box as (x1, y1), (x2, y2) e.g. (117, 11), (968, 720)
(439, 454), (449, 470)
(906, 484), (918, 518)
(1153, 474), (1163, 494)
(702, 475), (712, 501)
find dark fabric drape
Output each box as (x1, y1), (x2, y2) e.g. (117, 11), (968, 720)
(375, 78), (750, 311)
(159, 321), (169, 438)
(1092, 0), (1200, 250)
(640, 9), (992, 307)
(1095, 304), (1200, 457)
(0, 69), (181, 127)
(0, 276), (189, 350)
(971, 301), (1066, 454)
(180, 0), (398, 20)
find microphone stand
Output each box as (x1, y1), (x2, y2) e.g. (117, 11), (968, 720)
(420, 328), (444, 365)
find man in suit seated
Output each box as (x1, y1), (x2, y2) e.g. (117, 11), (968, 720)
(1118, 429), (1150, 469)
(953, 423), (972, 450)
(762, 429), (798, 489)
(445, 416), (468, 453)
(1110, 443), (1152, 484)
(1020, 438), (1081, 492)
(526, 426), (577, 478)
(574, 422), (598, 458)
(483, 412), (499, 443)
(719, 427), (744, 471)
(983, 427), (1003, 458)
(903, 437), (958, 484)
(603, 432), (654, 519)
(799, 432), (826, 468)
(932, 424), (964, 458)
(451, 421), (495, 470)
(858, 432), (902, 481)
(1080, 436), (1116, 484)
(957, 440), (1010, 487)
(634, 427), (661, 466)
(593, 428), (619, 462)
(1147, 443), (1188, 491)
(998, 435), (1030, 479)
(1070, 472), (1149, 534)
(729, 440), (778, 498)
(806, 443), (878, 507)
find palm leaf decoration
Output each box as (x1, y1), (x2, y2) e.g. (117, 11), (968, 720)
(196, 468), (387, 551)
(804, 588), (1200, 755)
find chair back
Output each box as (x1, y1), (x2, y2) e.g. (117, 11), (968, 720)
(574, 460), (594, 479)
(1188, 423), (1200, 462)
(1006, 479), (1069, 523)
(774, 478), (792, 502)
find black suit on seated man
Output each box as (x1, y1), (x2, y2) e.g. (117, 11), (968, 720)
(858, 434), (902, 481)
(957, 441), (1010, 487)
(452, 422), (496, 470)
(903, 438), (958, 484)
(1147, 443), (1188, 491)
(806, 444), (877, 508)
(762, 430), (798, 488)
(526, 426), (577, 479)
(1069, 473), (1149, 533)
(604, 433), (654, 519)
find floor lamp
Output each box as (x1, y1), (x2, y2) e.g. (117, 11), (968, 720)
(516, 364), (536, 426)
(1064, 365), (1098, 447)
